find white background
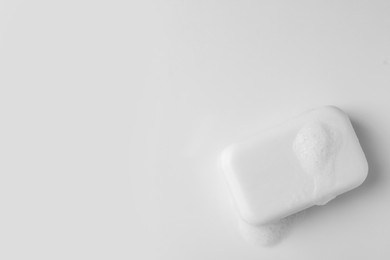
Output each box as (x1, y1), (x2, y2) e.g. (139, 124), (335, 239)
(0, 0), (389, 259)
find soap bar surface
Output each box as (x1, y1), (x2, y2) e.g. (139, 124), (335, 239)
(221, 106), (368, 225)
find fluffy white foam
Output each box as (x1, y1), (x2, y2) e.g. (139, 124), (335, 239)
(238, 213), (303, 247)
(293, 122), (335, 174)
(238, 219), (288, 246)
(293, 121), (340, 203)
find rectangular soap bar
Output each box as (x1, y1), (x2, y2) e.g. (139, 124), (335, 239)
(221, 106), (368, 225)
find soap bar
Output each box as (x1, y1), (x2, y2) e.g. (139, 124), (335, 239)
(221, 106), (368, 225)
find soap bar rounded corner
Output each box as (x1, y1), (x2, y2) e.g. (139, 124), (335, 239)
(313, 105), (345, 115)
(238, 207), (264, 226)
(220, 144), (234, 166)
(355, 133), (370, 187)
(354, 157), (369, 188)
(322, 105), (345, 113)
(220, 144), (238, 175)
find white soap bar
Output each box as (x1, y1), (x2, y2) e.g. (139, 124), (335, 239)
(221, 106), (368, 226)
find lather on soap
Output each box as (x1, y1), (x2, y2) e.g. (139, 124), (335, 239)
(221, 106), (368, 226)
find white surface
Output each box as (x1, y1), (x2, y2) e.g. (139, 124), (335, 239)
(221, 106), (368, 226)
(0, 0), (389, 259)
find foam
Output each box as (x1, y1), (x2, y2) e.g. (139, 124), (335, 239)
(293, 121), (340, 202)
(238, 213), (303, 246)
(293, 122), (336, 174)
